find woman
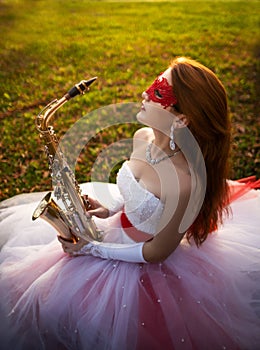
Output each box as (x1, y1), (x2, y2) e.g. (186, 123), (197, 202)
(0, 57), (259, 349)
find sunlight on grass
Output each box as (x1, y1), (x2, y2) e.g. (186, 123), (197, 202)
(0, 0), (259, 199)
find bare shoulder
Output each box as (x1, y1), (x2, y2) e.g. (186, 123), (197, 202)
(133, 127), (153, 141)
(133, 127), (153, 151)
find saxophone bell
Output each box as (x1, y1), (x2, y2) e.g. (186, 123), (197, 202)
(32, 192), (78, 243)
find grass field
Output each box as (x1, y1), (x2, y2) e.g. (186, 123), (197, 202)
(0, 0), (259, 200)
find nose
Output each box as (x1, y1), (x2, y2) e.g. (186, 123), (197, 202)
(142, 91), (149, 101)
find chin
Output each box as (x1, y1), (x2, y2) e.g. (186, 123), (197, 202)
(136, 110), (149, 126)
(136, 106), (173, 134)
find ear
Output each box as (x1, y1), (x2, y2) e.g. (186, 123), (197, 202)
(174, 114), (189, 128)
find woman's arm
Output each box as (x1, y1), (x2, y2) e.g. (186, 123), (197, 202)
(132, 127), (192, 262)
(142, 180), (191, 262)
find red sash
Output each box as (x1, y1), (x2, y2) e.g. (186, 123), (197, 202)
(120, 211), (152, 243)
(228, 176), (260, 203)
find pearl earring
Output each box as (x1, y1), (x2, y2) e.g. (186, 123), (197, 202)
(169, 124), (175, 150)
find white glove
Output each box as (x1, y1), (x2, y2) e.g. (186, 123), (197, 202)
(72, 241), (147, 263)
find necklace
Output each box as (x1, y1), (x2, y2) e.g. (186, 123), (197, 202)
(146, 141), (181, 165)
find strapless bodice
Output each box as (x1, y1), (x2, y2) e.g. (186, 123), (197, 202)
(117, 162), (164, 234)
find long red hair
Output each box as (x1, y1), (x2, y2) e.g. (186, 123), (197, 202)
(171, 57), (231, 246)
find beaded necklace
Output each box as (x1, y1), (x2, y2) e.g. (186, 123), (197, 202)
(146, 141), (181, 165)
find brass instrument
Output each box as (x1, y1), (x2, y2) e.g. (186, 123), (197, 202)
(32, 78), (103, 243)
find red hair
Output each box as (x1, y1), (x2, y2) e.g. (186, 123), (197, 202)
(171, 57), (231, 246)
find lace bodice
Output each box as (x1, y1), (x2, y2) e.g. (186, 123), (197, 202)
(117, 162), (164, 234)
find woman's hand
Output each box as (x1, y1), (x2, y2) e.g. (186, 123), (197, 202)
(58, 236), (89, 256)
(82, 195), (109, 219)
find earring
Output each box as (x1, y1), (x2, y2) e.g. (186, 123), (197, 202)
(169, 124), (175, 150)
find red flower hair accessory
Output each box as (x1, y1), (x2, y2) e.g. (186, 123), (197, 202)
(145, 75), (177, 109)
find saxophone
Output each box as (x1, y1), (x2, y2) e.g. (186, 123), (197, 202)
(32, 77), (103, 243)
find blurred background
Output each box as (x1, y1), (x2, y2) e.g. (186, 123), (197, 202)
(0, 0), (259, 200)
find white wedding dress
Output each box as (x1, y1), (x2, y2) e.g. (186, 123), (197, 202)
(0, 161), (259, 350)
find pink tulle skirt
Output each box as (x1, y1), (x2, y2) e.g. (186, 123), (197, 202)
(0, 181), (259, 350)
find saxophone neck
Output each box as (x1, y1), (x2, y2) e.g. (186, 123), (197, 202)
(36, 96), (68, 132)
(36, 77), (98, 133)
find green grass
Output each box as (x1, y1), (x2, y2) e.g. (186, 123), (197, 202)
(0, 0), (259, 200)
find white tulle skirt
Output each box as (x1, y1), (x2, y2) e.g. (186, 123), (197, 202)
(0, 183), (259, 350)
